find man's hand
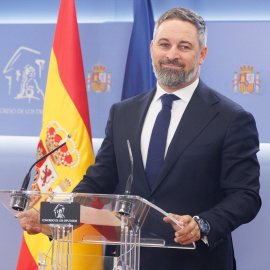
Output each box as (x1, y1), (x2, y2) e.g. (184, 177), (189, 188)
(163, 213), (200, 245)
(15, 209), (51, 236)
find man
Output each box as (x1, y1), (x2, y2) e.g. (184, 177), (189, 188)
(19, 7), (261, 270)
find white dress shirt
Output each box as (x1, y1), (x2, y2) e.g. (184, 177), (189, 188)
(141, 78), (199, 168)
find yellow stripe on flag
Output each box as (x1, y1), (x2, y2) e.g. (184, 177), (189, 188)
(40, 50), (94, 189)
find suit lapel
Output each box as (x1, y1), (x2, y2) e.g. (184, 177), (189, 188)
(151, 80), (220, 193)
(125, 88), (156, 195)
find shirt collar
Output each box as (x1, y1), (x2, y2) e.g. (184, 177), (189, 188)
(154, 78), (199, 103)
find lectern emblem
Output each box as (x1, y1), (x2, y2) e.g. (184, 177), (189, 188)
(54, 204), (65, 219)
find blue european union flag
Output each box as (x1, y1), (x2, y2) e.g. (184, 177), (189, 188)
(121, 0), (156, 100)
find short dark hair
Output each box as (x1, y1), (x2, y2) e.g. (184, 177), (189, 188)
(153, 7), (207, 48)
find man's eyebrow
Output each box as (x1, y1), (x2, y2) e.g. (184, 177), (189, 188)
(179, 40), (193, 47)
(157, 38), (193, 47)
(157, 38), (170, 43)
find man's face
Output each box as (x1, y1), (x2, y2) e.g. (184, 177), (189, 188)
(150, 19), (207, 92)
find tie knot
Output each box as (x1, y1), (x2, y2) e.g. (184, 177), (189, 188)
(160, 94), (180, 109)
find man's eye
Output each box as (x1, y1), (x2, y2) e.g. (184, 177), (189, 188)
(160, 43), (169, 47)
(181, 45), (190, 50)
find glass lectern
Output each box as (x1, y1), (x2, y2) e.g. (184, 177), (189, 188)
(0, 190), (195, 270)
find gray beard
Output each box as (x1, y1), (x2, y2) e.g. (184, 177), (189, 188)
(152, 59), (199, 89)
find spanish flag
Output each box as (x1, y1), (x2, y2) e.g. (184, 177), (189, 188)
(16, 0), (103, 269)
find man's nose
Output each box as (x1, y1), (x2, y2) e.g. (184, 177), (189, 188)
(166, 46), (180, 60)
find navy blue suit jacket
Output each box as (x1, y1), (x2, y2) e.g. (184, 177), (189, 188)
(74, 79), (261, 270)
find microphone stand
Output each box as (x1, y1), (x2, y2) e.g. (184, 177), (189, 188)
(11, 140), (67, 212)
(114, 140), (135, 217)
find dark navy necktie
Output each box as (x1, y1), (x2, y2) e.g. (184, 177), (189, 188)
(145, 94), (180, 190)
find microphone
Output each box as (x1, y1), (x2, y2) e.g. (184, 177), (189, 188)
(11, 136), (70, 211)
(114, 140), (135, 217)
(124, 140), (133, 195)
(20, 140), (67, 191)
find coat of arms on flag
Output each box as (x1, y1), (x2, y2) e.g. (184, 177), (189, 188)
(87, 63), (111, 92)
(30, 121), (78, 207)
(233, 64), (260, 94)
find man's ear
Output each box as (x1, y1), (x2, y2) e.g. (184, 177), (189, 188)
(199, 46), (208, 65)
(150, 40), (154, 57)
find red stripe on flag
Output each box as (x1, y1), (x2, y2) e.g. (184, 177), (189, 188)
(16, 236), (38, 270)
(53, 0), (92, 139)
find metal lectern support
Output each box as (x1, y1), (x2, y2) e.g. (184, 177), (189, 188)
(52, 224), (73, 270)
(38, 225), (73, 270)
(117, 216), (140, 270)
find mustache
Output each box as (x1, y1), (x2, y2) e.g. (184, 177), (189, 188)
(159, 59), (185, 68)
